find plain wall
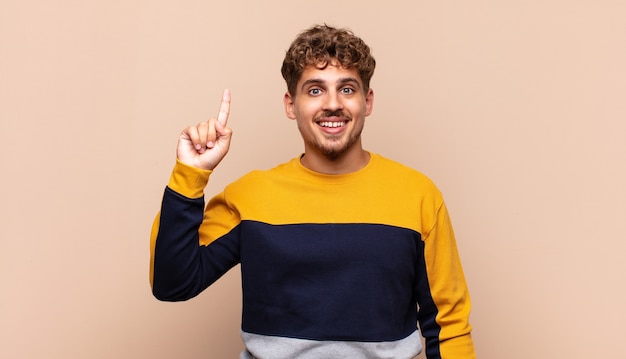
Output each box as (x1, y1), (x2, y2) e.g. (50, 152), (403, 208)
(1, 1), (625, 358)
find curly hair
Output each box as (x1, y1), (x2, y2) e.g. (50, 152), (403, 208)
(281, 25), (376, 96)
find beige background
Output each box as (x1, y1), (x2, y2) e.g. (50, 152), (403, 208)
(1, 1), (625, 358)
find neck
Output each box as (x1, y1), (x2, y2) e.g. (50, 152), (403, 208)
(300, 147), (370, 175)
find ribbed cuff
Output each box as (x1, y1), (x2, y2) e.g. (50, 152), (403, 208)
(167, 159), (212, 198)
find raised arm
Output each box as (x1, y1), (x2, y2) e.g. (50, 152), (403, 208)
(150, 90), (241, 301)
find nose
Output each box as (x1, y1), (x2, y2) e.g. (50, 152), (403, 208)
(323, 89), (343, 111)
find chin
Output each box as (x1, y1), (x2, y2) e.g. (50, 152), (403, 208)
(319, 143), (350, 160)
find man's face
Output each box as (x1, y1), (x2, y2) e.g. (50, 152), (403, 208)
(284, 62), (374, 161)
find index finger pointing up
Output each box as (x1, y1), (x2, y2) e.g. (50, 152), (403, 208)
(217, 89), (231, 126)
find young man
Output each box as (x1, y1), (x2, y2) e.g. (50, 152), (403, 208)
(150, 25), (475, 359)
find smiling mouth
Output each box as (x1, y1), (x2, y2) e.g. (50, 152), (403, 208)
(318, 121), (348, 128)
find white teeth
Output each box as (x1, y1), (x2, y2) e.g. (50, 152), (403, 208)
(319, 121), (345, 128)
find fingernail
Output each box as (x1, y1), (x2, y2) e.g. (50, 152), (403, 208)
(207, 141), (214, 148)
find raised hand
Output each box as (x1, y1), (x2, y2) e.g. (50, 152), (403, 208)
(177, 89), (233, 170)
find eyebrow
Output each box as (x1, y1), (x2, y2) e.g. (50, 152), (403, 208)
(300, 77), (362, 91)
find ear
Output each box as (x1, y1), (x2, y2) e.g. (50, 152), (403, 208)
(284, 92), (296, 120)
(365, 88), (374, 116)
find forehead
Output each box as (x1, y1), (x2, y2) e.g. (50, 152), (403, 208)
(297, 63), (362, 89)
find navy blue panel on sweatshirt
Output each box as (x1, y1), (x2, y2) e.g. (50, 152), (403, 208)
(239, 220), (422, 342)
(153, 188), (241, 301)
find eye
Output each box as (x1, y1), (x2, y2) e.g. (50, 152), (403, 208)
(308, 88), (322, 96)
(341, 87), (355, 94)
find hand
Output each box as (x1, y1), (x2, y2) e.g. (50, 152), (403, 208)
(177, 89), (233, 170)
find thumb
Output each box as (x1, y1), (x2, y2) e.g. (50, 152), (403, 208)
(215, 120), (232, 138)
